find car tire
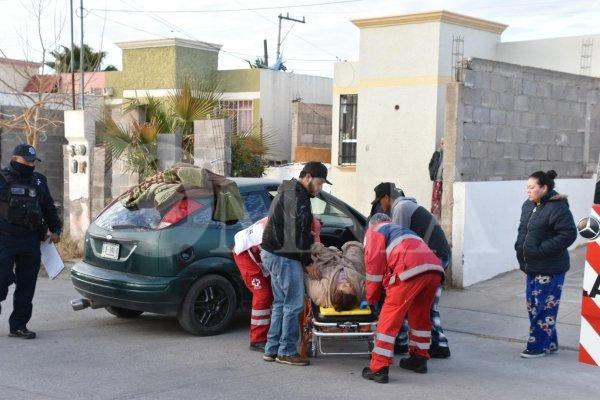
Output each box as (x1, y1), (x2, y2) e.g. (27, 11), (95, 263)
(178, 274), (238, 336)
(105, 306), (144, 318)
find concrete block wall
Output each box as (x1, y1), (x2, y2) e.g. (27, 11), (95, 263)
(443, 58), (600, 287)
(453, 58), (600, 181)
(91, 146), (112, 220)
(0, 106), (66, 213)
(194, 118), (232, 176)
(291, 101), (332, 163)
(110, 158), (139, 200)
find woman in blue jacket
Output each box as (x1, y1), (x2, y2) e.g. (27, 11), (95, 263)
(515, 170), (577, 358)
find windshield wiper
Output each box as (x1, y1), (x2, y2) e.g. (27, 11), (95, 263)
(111, 224), (152, 230)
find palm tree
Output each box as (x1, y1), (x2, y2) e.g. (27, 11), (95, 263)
(99, 112), (160, 180)
(101, 77), (223, 177)
(46, 44), (109, 73)
(230, 126), (276, 177)
(247, 57), (268, 69)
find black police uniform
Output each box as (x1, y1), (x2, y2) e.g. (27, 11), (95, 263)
(0, 161), (61, 333)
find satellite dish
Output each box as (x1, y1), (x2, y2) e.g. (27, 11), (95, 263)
(577, 216), (600, 240)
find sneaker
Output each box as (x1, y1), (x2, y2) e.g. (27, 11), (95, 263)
(275, 354), (310, 366)
(520, 349), (546, 358)
(249, 342), (266, 352)
(262, 353), (277, 362)
(362, 367), (389, 384)
(399, 354), (428, 373)
(9, 328), (36, 339)
(429, 344), (451, 359)
(394, 344), (409, 355)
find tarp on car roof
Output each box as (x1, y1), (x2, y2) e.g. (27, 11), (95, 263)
(122, 163), (244, 223)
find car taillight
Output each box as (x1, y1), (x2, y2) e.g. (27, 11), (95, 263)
(157, 198), (203, 229)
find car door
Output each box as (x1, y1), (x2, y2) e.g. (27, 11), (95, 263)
(311, 192), (366, 249)
(265, 185), (366, 249)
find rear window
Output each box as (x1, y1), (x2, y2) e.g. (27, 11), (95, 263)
(94, 197), (211, 230)
(94, 192), (268, 231)
(94, 202), (162, 230)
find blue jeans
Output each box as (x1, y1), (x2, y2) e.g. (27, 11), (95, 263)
(261, 250), (305, 357)
(526, 273), (565, 352)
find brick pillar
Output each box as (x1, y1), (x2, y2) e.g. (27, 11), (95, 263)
(193, 119), (232, 176)
(157, 133), (183, 170)
(91, 147), (112, 220)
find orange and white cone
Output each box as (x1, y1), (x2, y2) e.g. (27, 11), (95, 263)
(579, 205), (600, 366)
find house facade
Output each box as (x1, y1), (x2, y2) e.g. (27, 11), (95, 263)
(329, 10), (600, 216)
(328, 10), (600, 286)
(102, 38), (332, 164)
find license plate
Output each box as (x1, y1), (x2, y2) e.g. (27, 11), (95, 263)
(101, 242), (120, 260)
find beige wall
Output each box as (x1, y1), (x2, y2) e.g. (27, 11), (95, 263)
(259, 69), (332, 163)
(497, 35), (600, 78)
(329, 18), (504, 214)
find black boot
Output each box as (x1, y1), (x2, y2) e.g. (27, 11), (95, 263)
(399, 354), (428, 374)
(362, 366), (389, 383)
(429, 343), (451, 359)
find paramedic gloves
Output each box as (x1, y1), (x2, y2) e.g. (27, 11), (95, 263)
(360, 300), (369, 309)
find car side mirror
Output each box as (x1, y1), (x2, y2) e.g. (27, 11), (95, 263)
(577, 216), (600, 241)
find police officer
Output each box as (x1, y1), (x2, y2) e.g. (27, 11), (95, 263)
(0, 144), (61, 339)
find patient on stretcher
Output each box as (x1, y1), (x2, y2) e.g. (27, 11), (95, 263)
(305, 241), (366, 311)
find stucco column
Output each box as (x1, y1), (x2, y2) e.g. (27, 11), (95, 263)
(63, 109), (96, 241)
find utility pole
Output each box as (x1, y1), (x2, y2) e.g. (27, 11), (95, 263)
(79, 0), (84, 109)
(276, 13), (305, 62)
(263, 39), (269, 67)
(69, 0), (75, 109)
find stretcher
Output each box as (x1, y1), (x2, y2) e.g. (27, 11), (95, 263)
(300, 297), (377, 357)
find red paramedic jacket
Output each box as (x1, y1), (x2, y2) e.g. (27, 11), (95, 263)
(363, 222), (445, 305)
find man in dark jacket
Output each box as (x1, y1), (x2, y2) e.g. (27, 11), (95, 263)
(372, 182), (452, 358)
(0, 144), (61, 339)
(261, 161), (330, 366)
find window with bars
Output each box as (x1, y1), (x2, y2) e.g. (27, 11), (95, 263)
(338, 94), (357, 165)
(219, 100), (254, 133)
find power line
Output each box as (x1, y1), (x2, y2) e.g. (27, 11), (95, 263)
(122, 0), (259, 64)
(87, 10), (170, 39)
(233, 0), (344, 61)
(89, 0), (364, 14)
(87, 10), (339, 66)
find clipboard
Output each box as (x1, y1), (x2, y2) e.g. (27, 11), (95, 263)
(40, 239), (65, 279)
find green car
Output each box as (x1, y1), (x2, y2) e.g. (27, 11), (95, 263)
(71, 178), (367, 336)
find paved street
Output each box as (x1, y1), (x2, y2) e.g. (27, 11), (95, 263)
(1, 248), (597, 400)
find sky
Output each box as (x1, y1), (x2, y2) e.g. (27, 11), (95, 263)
(0, 0), (599, 77)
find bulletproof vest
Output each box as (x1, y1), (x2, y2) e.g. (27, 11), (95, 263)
(0, 170), (44, 231)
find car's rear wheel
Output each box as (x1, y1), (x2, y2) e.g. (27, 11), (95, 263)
(105, 306), (144, 318)
(177, 274), (237, 336)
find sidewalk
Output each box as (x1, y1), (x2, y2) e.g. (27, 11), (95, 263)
(442, 246), (585, 351)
